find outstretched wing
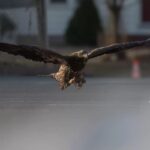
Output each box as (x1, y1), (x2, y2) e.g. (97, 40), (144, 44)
(87, 39), (150, 59)
(0, 43), (67, 64)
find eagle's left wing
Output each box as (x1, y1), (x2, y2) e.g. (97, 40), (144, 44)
(87, 39), (150, 59)
(0, 43), (67, 64)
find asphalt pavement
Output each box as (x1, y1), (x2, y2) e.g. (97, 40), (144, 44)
(0, 77), (150, 150)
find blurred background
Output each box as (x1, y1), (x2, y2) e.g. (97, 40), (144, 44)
(0, 0), (149, 77)
(1, 1), (150, 150)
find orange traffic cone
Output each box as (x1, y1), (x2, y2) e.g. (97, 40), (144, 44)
(131, 59), (141, 79)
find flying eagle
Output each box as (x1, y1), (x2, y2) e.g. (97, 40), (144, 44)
(0, 39), (149, 89)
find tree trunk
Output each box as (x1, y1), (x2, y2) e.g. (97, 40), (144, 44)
(113, 9), (126, 59)
(106, 0), (126, 60)
(36, 0), (48, 48)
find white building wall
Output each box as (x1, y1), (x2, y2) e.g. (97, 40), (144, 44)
(0, 7), (38, 35)
(46, 0), (76, 35)
(97, 0), (150, 35)
(0, 0), (77, 37)
(0, 0), (149, 43)
(122, 0), (142, 35)
(46, 0), (77, 35)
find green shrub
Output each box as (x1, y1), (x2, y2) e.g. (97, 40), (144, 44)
(65, 0), (102, 46)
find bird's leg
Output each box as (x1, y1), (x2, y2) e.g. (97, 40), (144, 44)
(69, 72), (86, 88)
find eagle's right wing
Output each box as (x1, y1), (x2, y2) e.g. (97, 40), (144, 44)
(0, 43), (67, 64)
(87, 39), (150, 59)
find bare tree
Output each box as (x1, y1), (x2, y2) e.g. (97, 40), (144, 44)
(106, 0), (125, 42)
(105, 0), (126, 59)
(35, 0), (48, 48)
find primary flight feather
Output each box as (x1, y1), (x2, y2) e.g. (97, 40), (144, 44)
(0, 38), (149, 89)
(0, 43), (67, 64)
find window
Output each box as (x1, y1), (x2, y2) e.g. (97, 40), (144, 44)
(142, 0), (150, 22)
(50, 0), (66, 3)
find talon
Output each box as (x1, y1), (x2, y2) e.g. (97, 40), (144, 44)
(69, 78), (75, 84)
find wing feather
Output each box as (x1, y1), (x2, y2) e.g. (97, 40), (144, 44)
(87, 39), (150, 59)
(0, 43), (67, 64)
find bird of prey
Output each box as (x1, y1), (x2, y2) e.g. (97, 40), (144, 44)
(0, 38), (149, 89)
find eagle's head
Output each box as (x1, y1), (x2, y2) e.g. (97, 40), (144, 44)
(71, 50), (88, 58)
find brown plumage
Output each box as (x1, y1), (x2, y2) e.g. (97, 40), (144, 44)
(0, 39), (150, 89)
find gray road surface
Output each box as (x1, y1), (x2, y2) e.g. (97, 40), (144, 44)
(0, 77), (150, 150)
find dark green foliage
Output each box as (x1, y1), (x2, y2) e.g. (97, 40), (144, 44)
(0, 14), (16, 37)
(65, 0), (102, 46)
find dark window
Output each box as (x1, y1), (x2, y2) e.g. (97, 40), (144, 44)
(51, 0), (66, 3)
(142, 0), (150, 22)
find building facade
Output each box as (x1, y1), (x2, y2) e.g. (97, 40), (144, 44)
(0, 0), (150, 44)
